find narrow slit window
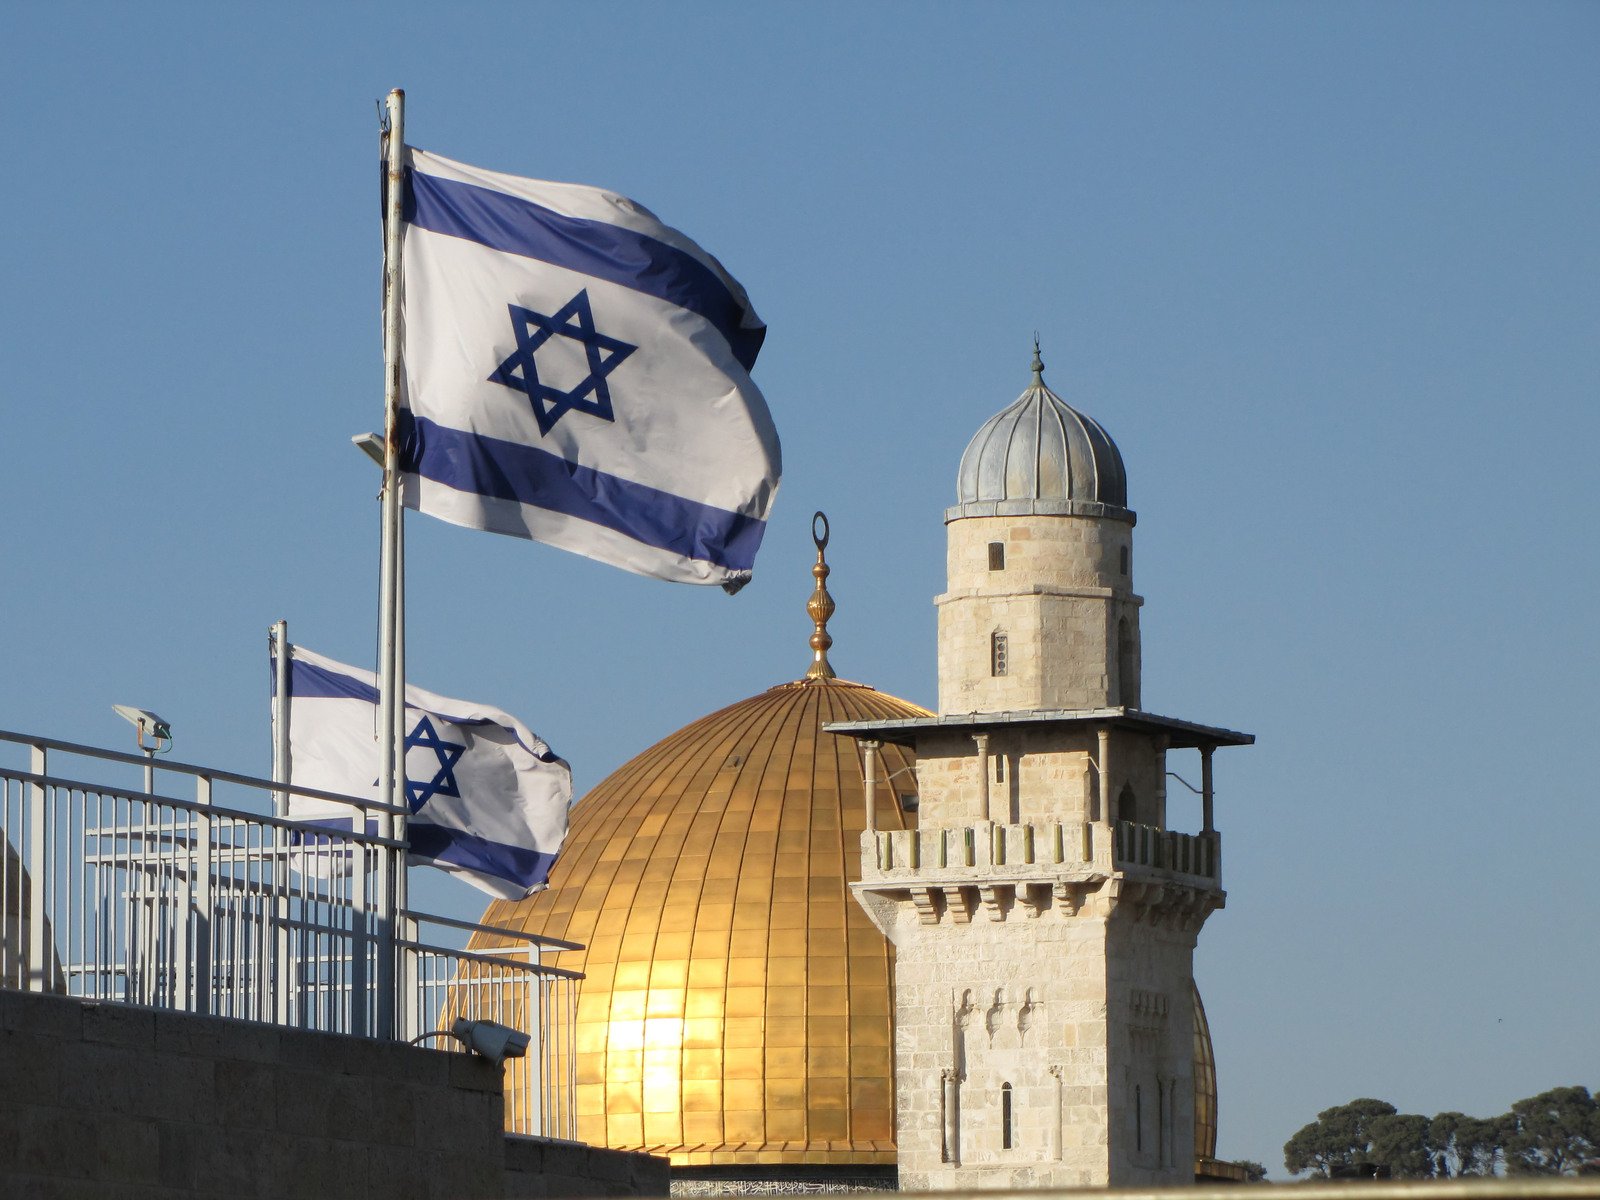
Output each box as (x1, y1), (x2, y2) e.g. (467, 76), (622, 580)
(991, 632), (1008, 677)
(1135, 1084), (1143, 1151)
(1120, 545), (1130, 576)
(1001, 1083), (1013, 1149)
(995, 754), (1005, 783)
(989, 542), (1006, 571)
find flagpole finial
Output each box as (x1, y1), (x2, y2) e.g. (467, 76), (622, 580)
(804, 511), (837, 681)
(1031, 332), (1044, 386)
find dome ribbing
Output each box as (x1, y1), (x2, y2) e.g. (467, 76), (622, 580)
(952, 346), (1130, 520)
(473, 675), (928, 1166)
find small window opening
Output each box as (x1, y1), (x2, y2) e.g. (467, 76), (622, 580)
(1120, 545), (1130, 576)
(991, 632), (1008, 676)
(988, 542), (1006, 571)
(1117, 784), (1137, 825)
(1135, 1084), (1143, 1152)
(1001, 1083), (1013, 1149)
(994, 754), (1005, 784)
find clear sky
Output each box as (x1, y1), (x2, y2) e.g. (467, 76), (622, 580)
(4, 0), (1596, 1176)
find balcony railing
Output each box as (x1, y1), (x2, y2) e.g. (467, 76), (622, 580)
(866, 818), (1219, 881)
(1112, 820), (1218, 879)
(0, 728), (581, 1139)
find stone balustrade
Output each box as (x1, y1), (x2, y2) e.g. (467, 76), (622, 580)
(863, 819), (1219, 883)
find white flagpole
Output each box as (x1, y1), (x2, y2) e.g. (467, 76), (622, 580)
(375, 86), (407, 1039)
(271, 619), (290, 818)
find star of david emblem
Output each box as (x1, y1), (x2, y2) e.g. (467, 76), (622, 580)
(488, 289), (637, 435)
(403, 714), (466, 814)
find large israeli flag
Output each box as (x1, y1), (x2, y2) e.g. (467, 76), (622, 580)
(397, 147), (781, 591)
(273, 644), (570, 899)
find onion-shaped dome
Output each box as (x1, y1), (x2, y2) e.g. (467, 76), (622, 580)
(951, 342), (1131, 522)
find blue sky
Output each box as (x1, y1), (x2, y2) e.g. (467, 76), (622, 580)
(3, 0), (1596, 1175)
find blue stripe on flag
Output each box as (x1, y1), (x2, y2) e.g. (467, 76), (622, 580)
(409, 822), (558, 892)
(285, 656), (381, 703)
(399, 411), (767, 572)
(403, 168), (765, 372)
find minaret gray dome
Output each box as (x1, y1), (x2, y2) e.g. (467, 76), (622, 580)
(948, 344), (1133, 524)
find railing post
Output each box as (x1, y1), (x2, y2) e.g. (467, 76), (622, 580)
(270, 818), (294, 1027)
(399, 909), (419, 1042)
(371, 831), (396, 1040)
(26, 743), (49, 992)
(348, 834), (369, 1039)
(191, 775), (214, 1015)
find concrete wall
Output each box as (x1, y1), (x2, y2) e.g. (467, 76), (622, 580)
(0, 988), (667, 1200)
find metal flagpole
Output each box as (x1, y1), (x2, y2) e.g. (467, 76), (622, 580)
(269, 618), (295, 1024)
(375, 86), (407, 1040)
(271, 619), (290, 818)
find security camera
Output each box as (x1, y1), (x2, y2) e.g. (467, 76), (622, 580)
(450, 1017), (530, 1066)
(112, 705), (172, 744)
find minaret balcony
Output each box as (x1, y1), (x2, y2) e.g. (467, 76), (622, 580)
(864, 819), (1218, 883)
(856, 820), (1222, 927)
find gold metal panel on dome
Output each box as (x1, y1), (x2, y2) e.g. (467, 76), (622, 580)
(471, 670), (927, 1166)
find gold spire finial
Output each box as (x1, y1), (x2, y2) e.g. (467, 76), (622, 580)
(804, 511), (837, 680)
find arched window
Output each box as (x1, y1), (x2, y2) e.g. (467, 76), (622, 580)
(1118, 784), (1137, 825)
(991, 632), (1008, 677)
(1001, 1082), (1013, 1149)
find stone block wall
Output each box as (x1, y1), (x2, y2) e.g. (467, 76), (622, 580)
(0, 988), (667, 1200)
(936, 515), (1142, 715)
(504, 1135), (669, 1198)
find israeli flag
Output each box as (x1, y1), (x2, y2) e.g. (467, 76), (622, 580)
(398, 147), (782, 591)
(272, 644), (570, 899)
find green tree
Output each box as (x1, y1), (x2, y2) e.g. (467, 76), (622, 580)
(1367, 1112), (1437, 1178)
(1236, 1160), (1269, 1182)
(1283, 1099), (1398, 1178)
(1431, 1111), (1509, 1177)
(1504, 1087), (1599, 1176)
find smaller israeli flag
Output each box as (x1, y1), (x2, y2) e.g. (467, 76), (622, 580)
(272, 644), (570, 899)
(398, 148), (782, 591)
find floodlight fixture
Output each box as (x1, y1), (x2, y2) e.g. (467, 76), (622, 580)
(351, 432), (385, 467)
(408, 1018), (531, 1067)
(450, 1017), (530, 1066)
(112, 705), (172, 752)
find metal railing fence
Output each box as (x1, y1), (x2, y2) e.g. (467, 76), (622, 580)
(408, 909), (581, 1140)
(0, 729), (583, 1139)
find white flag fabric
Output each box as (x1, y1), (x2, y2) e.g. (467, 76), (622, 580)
(272, 643), (570, 899)
(397, 147), (782, 591)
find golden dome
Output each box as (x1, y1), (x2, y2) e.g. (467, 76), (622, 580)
(470, 515), (1223, 1174)
(1193, 982), (1219, 1161)
(477, 673), (928, 1165)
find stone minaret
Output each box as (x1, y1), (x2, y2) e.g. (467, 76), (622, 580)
(831, 345), (1252, 1190)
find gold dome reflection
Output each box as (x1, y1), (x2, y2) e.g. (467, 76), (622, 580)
(476, 673), (926, 1166)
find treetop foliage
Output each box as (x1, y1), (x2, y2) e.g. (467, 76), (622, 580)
(1283, 1087), (1599, 1179)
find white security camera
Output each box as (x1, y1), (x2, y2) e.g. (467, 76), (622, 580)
(112, 705), (172, 743)
(450, 1017), (531, 1066)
